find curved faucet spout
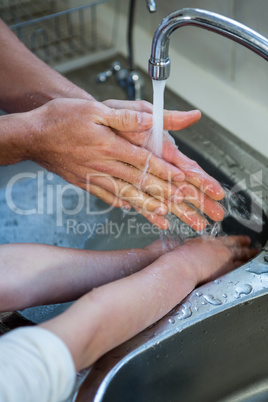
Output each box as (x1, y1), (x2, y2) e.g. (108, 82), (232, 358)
(148, 8), (268, 80)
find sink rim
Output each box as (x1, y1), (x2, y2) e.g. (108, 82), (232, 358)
(74, 247), (268, 401)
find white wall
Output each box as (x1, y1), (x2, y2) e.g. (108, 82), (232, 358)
(105, 0), (268, 157)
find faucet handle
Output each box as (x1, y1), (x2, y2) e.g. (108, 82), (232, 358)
(146, 0), (156, 13)
(96, 61), (144, 100)
(96, 61), (122, 83)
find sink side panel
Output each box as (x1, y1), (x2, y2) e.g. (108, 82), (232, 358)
(98, 294), (268, 402)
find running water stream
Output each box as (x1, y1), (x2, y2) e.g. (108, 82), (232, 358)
(151, 80), (166, 157)
(150, 79), (184, 248)
(144, 79), (263, 248)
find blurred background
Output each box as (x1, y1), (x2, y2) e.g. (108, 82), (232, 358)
(1, 0), (267, 156)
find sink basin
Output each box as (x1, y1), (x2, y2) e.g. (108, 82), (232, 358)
(0, 55), (267, 401)
(77, 283), (268, 402)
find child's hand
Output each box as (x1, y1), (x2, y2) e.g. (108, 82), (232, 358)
(163, 235), (258, 285)
(40, 235), (258, 371)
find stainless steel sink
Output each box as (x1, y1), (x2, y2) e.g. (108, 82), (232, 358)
(77, 276), (268, 402)
(0, 55), (267, 401)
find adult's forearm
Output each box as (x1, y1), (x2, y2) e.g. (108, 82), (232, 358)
(0, 19), (93, 113)
(0, 112), (34, 164)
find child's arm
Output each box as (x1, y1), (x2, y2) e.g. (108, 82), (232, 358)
(40, 235), (256, 372)
(0, 241), (164, 312)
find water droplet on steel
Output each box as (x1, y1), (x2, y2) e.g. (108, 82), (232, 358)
(235, 284), (252, 298)
(203, 294), (222, 306)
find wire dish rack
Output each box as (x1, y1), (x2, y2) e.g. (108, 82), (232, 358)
(0, 0), (121, 70)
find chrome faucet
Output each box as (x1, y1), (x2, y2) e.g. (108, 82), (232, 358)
(146, 0), (156, 13)
(148, 8), (268, 80)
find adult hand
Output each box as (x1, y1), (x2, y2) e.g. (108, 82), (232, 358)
(0, 19), (225, 231)
(104, 99), (225, 231)
(28, 98), (193, 229)
(28, 97), (225, 231)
